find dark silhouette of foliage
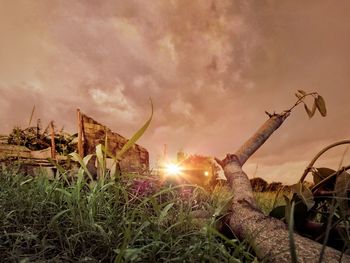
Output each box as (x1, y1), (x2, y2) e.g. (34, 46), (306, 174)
(250, 177), (268, 192)
(7, 125), (77, 155)
(269, 140), (350, 253)
(266, 182), (283, 192)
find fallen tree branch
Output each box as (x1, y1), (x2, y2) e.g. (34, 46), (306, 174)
(234, 112), (290, 166)
(221, 113), (350, 262)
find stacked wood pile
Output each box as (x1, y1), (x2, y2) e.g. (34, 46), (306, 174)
(0, 110), (150, 175)
(0, 143), (61, 177)
(77, 109), (149, 173)
(0, 123), (69, 171)
(0, 135), (8, 144)
(0, 143), (32, 159)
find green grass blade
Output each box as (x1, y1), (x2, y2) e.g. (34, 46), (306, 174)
(28, 104), (35, 127)
(115, 99), (153, 161)
(158, 202), (174, 224)
(96, 144), (106, 182)
(288, 201), (297, 263)
(50, 209), (70, 225)
(20, 178), (34, 186)
(318, 201), (337, 263)
(70, 152), (94, 181)
(54, 188), (72, 198)
(48, 158), (66, 174)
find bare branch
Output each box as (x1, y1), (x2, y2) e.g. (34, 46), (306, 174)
(220, 99), (350, 262)
(223, 159), (350, 262)
(287, 92), (318, 113)
(235, 112), (290, 166)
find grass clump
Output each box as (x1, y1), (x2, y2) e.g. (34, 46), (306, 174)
(0, 167), (256, 262)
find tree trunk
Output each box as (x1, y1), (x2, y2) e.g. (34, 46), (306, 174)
(222, 113), (350, 262)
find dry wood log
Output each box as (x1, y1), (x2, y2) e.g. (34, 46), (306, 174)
(221, 112), (350, 262)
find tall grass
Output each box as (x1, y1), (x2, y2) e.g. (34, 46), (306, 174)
(0, 167), (256, 262)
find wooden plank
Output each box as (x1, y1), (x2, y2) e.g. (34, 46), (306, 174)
(50, 121), (56, 159)
(77, 109), (84, 157)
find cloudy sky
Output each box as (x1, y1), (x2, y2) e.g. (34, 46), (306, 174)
(1, 0), (349, 183)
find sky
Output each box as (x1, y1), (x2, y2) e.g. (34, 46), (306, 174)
(0, 0), (349, 184)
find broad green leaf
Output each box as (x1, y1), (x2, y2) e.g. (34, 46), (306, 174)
(116, 99), (153, 161)
(292, 196), (308, 228)
(104, 132), (108, 166)
(70, 152), (82, 162)
(96, 144), (104, 169)
(291, 182), (315, 210)
(269, 205), (285, 219)
(311, 99), (317, 115)
(82, 154), (93, 167)
(70, 152), (94, 181)
(304, 100), (317, 118)
(315, 95), (327, 117)
(301, 183), (315, 210)
(312, 167), (336, 189)
(96, 144), (106, 180)
(297, 89), (307, 96)
(111, 161), (121, 178)
(304, 104), (314, 118)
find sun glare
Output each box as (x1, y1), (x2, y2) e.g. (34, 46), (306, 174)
(164, 163), (182, 176)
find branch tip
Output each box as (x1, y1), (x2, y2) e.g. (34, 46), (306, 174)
(265, 111), (273, 118)
(221, 154), (241, 168)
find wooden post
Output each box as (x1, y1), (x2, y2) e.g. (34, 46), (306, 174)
(49, 121), (56, 159)
(77, 109), (84, 157)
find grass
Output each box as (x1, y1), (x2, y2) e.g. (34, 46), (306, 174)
(0, 166), (257, 262)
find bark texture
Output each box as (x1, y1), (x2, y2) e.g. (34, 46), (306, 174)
(234, 113), (290, 166)
(222, 113), (350, 262)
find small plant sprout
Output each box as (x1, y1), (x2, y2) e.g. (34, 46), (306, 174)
(289, 90), (327, 118)
(265, 90), (327, 119)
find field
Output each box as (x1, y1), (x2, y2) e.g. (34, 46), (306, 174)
(0, 167), (263, 263)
